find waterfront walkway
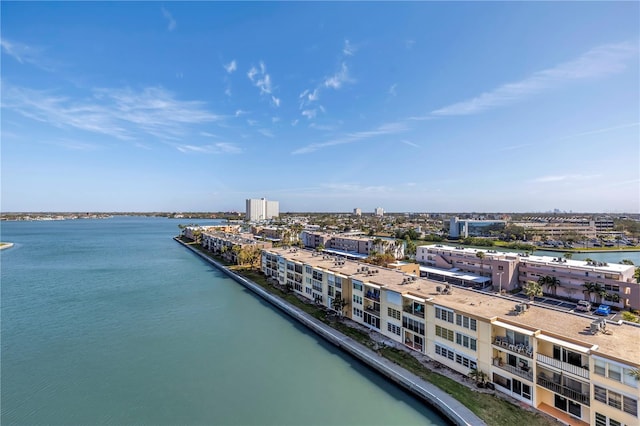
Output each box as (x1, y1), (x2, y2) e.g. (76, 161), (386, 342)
(175, 238), (486, 426)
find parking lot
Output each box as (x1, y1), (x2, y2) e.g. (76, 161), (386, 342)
(510, 292), (617, 319)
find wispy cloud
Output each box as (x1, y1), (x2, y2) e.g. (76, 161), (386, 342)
(432, 41), (638, 116)
(224, 60), (237, 74)
(324, 62), (351, 89)
(343, 39), (357, 56)
(161, 7), (177, 31)
(2, 83), (223, 141)
(401, 140), (419, 148)
(259, 129), (275, 138)
(1, 38), (52, 70)
(531, 174), (600, 183)
(301, 109), (317, 120)
(388, 83), (398, 96)
(292, 121), (408, 154)
(247, 61), (279, 106)
(557, 122), (640, 141)
(176, 142), (242, 154)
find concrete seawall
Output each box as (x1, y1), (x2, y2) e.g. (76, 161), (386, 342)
(175, 238), (486, 426)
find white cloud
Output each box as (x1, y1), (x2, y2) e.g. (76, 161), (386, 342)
(292, 121), (408, 154)
(161, 7), (176, 31)
(388, 83), (397, 96)
(235, 109), (247, 117)
(1, 38), (51, 70)
(531, 174), (600, 183)
(224, 86), (232, 97)
(343, 39), (357, 56)
(308, 89), (319, 102)
(291, 119), (299, 127)
(272, 116), (280, 123)
(224, 60), (237, 74)
(301, 109), (317, 119)
(259, 129), (274, 138)
(176, 142), (242, 154)
(247, 62), (279, 105)
(2, 83), (223, 141)
(401, 139), (419, 148)
(431, 41), (638, 116)
(324, 63), (351, 89)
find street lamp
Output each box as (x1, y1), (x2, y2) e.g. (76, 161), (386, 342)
(497, 272), (504, 295)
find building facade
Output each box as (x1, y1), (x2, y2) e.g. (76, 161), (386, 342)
(246, 198), (279, 222)
(449, 217), (506, 238)
(416, 244), (640, 311)
(260, 246), (640, 426)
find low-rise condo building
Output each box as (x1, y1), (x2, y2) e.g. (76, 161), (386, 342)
(260, 246), (640, 426)
(417, 245), (640, 310)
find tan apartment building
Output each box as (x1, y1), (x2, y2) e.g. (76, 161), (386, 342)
(300, 231), (405, 260)
(260, 246), (640, 426)
(417, 245), (639, 310)
(201, 231), (271, 264)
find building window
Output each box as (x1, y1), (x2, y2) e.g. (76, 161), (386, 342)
(387, 323), (401, 336)
(353, 295), (362, 305)
(353, 307), (363, 318)
(388, 307), (401, 320)
(435, 325), (454, 342)
(353, 282), (363, 291)
(435, 306), (454, 323)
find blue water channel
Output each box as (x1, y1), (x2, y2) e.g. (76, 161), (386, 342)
(0, 217), (447, 425)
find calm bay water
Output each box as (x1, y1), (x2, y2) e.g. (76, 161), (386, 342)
(0, 217), (446, 426)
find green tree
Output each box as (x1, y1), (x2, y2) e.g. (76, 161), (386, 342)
(634, 267), (640, 284)
(621, 259), (634, 265)
(523, 280), (543, 301)
(583, 282), (596, 302)
(564, 252), (573, 260)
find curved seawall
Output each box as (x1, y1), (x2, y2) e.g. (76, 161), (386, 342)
(175, 238), (485, 426)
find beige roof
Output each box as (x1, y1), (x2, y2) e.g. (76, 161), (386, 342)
(269, 247), (640, 366)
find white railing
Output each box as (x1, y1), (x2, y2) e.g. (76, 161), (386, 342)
(537, 354), (589, 379)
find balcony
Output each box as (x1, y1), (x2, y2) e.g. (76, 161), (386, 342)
(493, 337), (533, 358)
(365, 305), (380, 315)
(537, 354), (589, 379)
(403, 304), (425, 318)
(537, 375), (590, 406)
(365, 290), (380, 301)
(494, 361), (533, 382)
(404, 339), (423, 352)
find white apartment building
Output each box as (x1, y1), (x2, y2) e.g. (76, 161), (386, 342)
(375, 207), (384, 217)
(354, 208), (362, 216)
(246, 198), (279, 222)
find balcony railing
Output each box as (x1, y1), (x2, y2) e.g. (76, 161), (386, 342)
(495, 362), (533, 382)
(537, 354), (589, 379)
(404, 340), (423, 352)
(403, 306), (425, 318)
(365, 291), (380, 301)
(365, 305), (380, 315)
(537, 375), (590, 406)
(493, 337), (532, 358)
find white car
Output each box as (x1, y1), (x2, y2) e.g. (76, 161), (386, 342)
(576, 301), (592, 312)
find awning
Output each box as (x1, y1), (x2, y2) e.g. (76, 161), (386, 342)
(404, 294), (426, 303)
(536, 334), (592, 354)
(492, 320), (535, 336)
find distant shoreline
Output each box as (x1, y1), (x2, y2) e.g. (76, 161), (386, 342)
(0, 242), (15, 250)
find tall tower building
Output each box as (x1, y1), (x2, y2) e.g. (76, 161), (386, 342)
(354, 208), (362, 216)
(374, 207), (384, 217)
(246, 198), (279, 221)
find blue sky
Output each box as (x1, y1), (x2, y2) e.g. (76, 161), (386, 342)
(1, 2), (638, 213)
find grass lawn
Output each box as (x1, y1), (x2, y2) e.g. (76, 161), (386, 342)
(179, 239), (557, 426)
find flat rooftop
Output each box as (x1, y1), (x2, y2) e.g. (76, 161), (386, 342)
(270, 247), (640, 365)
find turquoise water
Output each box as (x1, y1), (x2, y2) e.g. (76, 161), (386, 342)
(0, 217), (446, 426)
(533, 249), (640, 265)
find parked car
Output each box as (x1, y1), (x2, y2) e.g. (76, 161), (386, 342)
(575, 301), (592, 312)
(594, 304), (611, 316)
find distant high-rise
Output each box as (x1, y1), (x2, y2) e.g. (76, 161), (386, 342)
(374, 207), (384, 217)
(353, 208), (362, 216)
(246, 198), (279, 222)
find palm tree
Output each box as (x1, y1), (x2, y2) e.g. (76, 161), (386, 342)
(564, 252), (573, 260)
(547, 277), (560, 296)
(629, 368), (640, 381)
(469, 368), (488, 387)
(593, 283), (606, 304)
(476, 251), (486, 276)
(634, 267), (640, 284)
(621, 259), (634, 265)
(524, 280), (543, 301)
(583, 282), (596, 302)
